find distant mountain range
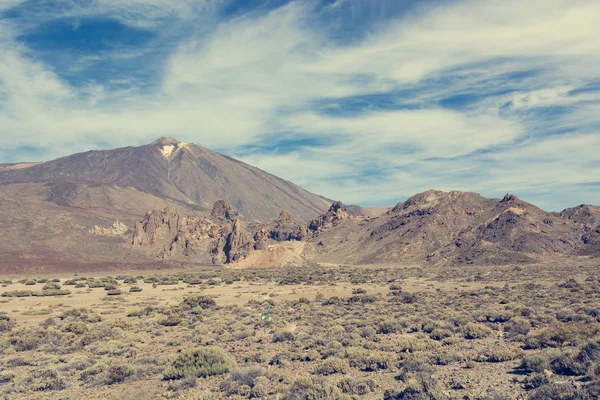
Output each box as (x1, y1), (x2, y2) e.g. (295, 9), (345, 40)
(0, 137), (598, 273)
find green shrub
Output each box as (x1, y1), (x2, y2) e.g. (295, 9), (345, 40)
(527, 383), (589, 400)
(430, 328), (453, 341)
(157, 314), (183, 326)
(336, 377), (376, 395)
(106, 289), (122, 296)
(347, 348), (395, 371)
(104, 283), (119, 291)
(163, 347), (235, 380)
(1, 290), (33, 297)
(181, 295), (216, 310)
(475, 347), (518, 363)
(520, 354), (550, 373)
(463, 323), (493, 339)
(549, 352), (588, 376)
(105, 364), (136, 385)
(220, 367), (269, 396)
(387, 292), (417, 304)
(129, 286), (143, 292)
(87, 280), (105, 288)
(42, 282), (61, 291)
(286, 376), (345, 399)
(313, 357), (350, 375)
(32, 289), (71, 296)
(505, 317), (531, 338)
(22, 369), (66, 391)
(24, 280), (36, 285)
(0, 315), (15, 332)
(273, 330), (295, 343)
(63, 321), (89, 335)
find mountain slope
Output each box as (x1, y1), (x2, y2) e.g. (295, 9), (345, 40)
(0, 137), (330, 222)
(0, 137), (330, 272)
(303, 191), (600, 266)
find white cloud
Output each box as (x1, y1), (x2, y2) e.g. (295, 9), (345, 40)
(0, 0), (599, 208)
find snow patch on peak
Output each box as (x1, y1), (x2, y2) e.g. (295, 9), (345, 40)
(161, 145), (176, 158)
(159, 142), (189, 159)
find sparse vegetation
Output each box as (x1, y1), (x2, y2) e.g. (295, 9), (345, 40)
(1, 264), (600, 398)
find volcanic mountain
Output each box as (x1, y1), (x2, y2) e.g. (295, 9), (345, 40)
(0, 137), (330, 272)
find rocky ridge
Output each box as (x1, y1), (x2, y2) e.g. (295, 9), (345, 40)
(130, 191), (600, 268)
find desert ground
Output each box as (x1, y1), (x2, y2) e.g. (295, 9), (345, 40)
(1, 261), (599, 399)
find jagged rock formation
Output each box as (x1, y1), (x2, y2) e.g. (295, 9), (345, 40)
(130, 193), (600, 267)
(223, 218), (254, 263)
(308, 201), (351, 234)
(131, 201), (311, 265)
(210, 200), (238, 221)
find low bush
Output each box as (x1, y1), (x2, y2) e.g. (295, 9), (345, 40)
(157, 314), (183, 327)
(181, 295), (216, 310)
(220, 367), (269, 396)
(32, 289), (71, 296)
(336, 377), (376, 395)
(2, 290), (34, 297)
(105, 364), (136, 385)
(463, 323), (493, 339)
(22, 369), (66, 391)
(42, 282), (61, 291)
(520, 354), (550, 373)
(163, 347), (235, 380)
(347, 347), (395, 371)
(527, 383), (589, 400)
(0, 315), (14, 332)
(313, 357), (349, 375)
(273, 330), (295, 343)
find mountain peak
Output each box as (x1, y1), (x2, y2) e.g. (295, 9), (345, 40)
(150, 136), (189, 159)
(501, 193), (519, 203)
(151, 136), (182, 146)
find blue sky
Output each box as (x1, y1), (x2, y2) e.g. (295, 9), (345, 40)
(0, 0), (599, 210)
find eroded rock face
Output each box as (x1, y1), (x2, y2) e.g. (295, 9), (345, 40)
(224, 218), (254, 263)
(308, 201), (350, 233)
(131, 209), (184, 246)
(211, 200), (238, 221)
(131, 201), (320, 265)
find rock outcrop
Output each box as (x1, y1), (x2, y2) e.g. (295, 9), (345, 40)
(89, 220), (128, 237)
(131, 209), (184, 246)
(223, 218), (254, 263)
(308, 201), (351, 234)
(131, 201), (312, 265)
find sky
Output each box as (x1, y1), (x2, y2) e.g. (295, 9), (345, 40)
(0, 0), (599, 210)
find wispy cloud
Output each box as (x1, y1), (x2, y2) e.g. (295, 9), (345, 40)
(0, 0), (599, 210)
